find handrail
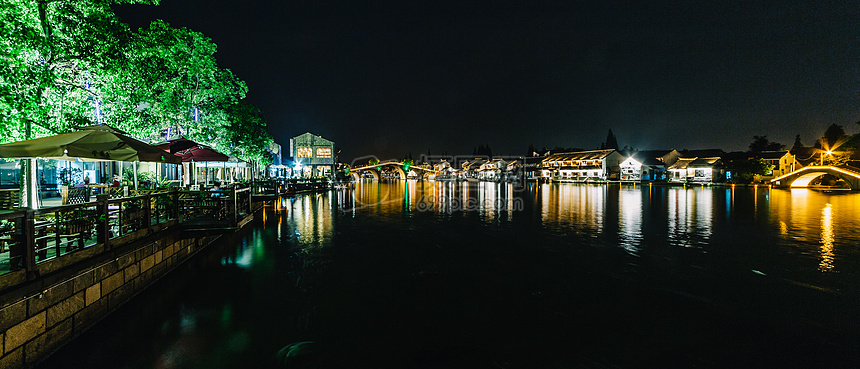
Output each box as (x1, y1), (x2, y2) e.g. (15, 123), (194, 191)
(0, 209), (28, 220)
(33, 200), (100, 215)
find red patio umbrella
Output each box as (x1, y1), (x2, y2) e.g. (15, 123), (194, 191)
(158, 139), (230, 185)
(157, 139), (229, 162)
(155, 138), (199, 155)
(176, 146), (230, 162)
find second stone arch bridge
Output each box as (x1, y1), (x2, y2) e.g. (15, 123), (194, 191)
(348, 160), (439, 181)
(770, 165), (860, 190)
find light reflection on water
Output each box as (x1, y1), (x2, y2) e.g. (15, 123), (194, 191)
(332, 181), (860, 277)
(820, 203), (835, 272)
(38, 181), (860, 369)
(618, 186), (642, 255)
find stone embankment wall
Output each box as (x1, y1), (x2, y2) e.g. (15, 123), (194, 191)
(0, 232), (221, 368)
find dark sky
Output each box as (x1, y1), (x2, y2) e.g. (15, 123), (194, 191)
(114, 0), (860, 160)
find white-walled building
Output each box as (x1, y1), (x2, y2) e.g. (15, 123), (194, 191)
(620, 149), (681, 181)
(540, 149), (624, 181)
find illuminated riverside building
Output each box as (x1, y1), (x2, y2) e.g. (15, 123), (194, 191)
(668, 156), (725, 183)
(290, 132), (335, 178)
(540, 149), (624, 181)
(477, 158), (510, 181)
(619, 149), (681, 181)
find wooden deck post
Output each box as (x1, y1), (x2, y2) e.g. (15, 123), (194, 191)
(97, 194), (110, 250)
(23, 210), (36, 279)
(144, 193), (152, 234)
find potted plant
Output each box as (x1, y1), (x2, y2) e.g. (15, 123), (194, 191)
(121, 198), (146, 233)
(95, 213), (111, 243)
(58, 167), (82, 204)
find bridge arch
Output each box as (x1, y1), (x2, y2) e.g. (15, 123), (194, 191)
(392, 166), (406, 180)
(771, 166), (860, 190)
(351, 168), (380, 181)
(349, 161), (441, 181)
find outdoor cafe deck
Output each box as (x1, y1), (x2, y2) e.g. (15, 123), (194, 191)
(0, 185), (254, 277)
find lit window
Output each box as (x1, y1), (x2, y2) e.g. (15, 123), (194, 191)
(316, 148), (331, 158)
(297, 148), (312, 158)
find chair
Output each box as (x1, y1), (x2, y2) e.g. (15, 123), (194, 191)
(66, 188), (90, 204)
(60, 218), (91, 252)
(0, 189), (20, 210)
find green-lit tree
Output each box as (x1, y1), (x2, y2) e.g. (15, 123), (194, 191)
(0, 0), (157, 143)
(1, 2), (274, 164)
(112, 20), (248, 141)
(213, 102), (273, 164)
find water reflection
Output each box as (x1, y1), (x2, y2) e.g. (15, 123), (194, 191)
(820, 203), (835, 272)
(540, 183), (606, 235)
(618, 186), (643, 255)
(336, 182), (859, 275)
(37, 182), (860, 369)
(768, 188), (860, 273)
(345, 181), (524, 221)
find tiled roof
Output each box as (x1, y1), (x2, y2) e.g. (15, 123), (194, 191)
(755, 151), (790, 159)
(628, 150), (675, 166)
(689, 157), (721, 167)
(542, 149), (616, 163)
(668, 158), (697, 169)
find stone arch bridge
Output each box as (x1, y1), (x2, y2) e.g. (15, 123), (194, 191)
(770, 166), (860, 190)
(349, 160), (440, 181)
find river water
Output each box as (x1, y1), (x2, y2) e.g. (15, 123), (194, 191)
(39, 182), (860, 368)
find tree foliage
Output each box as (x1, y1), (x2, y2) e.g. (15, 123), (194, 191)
(0, 0), (274, 163)
(791, 134), (803, 152)
(0, 0), (146, 141)
(725, 157), (773, 184)
(748, 135), (784, 152)
(472, 144), (492, 157)
(822, 124), (847, 149)
(822, 151), (851, 167)
(601, 129), (619, 150)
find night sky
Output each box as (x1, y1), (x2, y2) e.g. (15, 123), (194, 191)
(114, 0), (860, 161)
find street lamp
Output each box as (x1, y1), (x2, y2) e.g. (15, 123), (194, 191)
(821, 150), (832, 166)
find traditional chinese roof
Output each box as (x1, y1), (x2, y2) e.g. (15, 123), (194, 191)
(689, 157), (722, 167)
(291, 132), (333, 146)
(542, 149), (616, 163)
(755, 151), (791, 160)
(668, 157), (697, 170)
(628, 149), (677, 167)
(462, 158), (487, 169)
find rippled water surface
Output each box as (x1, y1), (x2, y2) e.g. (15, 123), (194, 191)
(39, 182), (860, 368)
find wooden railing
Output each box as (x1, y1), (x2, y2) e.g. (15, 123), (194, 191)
(251, 178), (334, 196)
(0, 184), (256, 279)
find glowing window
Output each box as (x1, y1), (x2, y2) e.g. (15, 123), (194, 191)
(316, 148), (332, 158)
(297, 148), (312, 158)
